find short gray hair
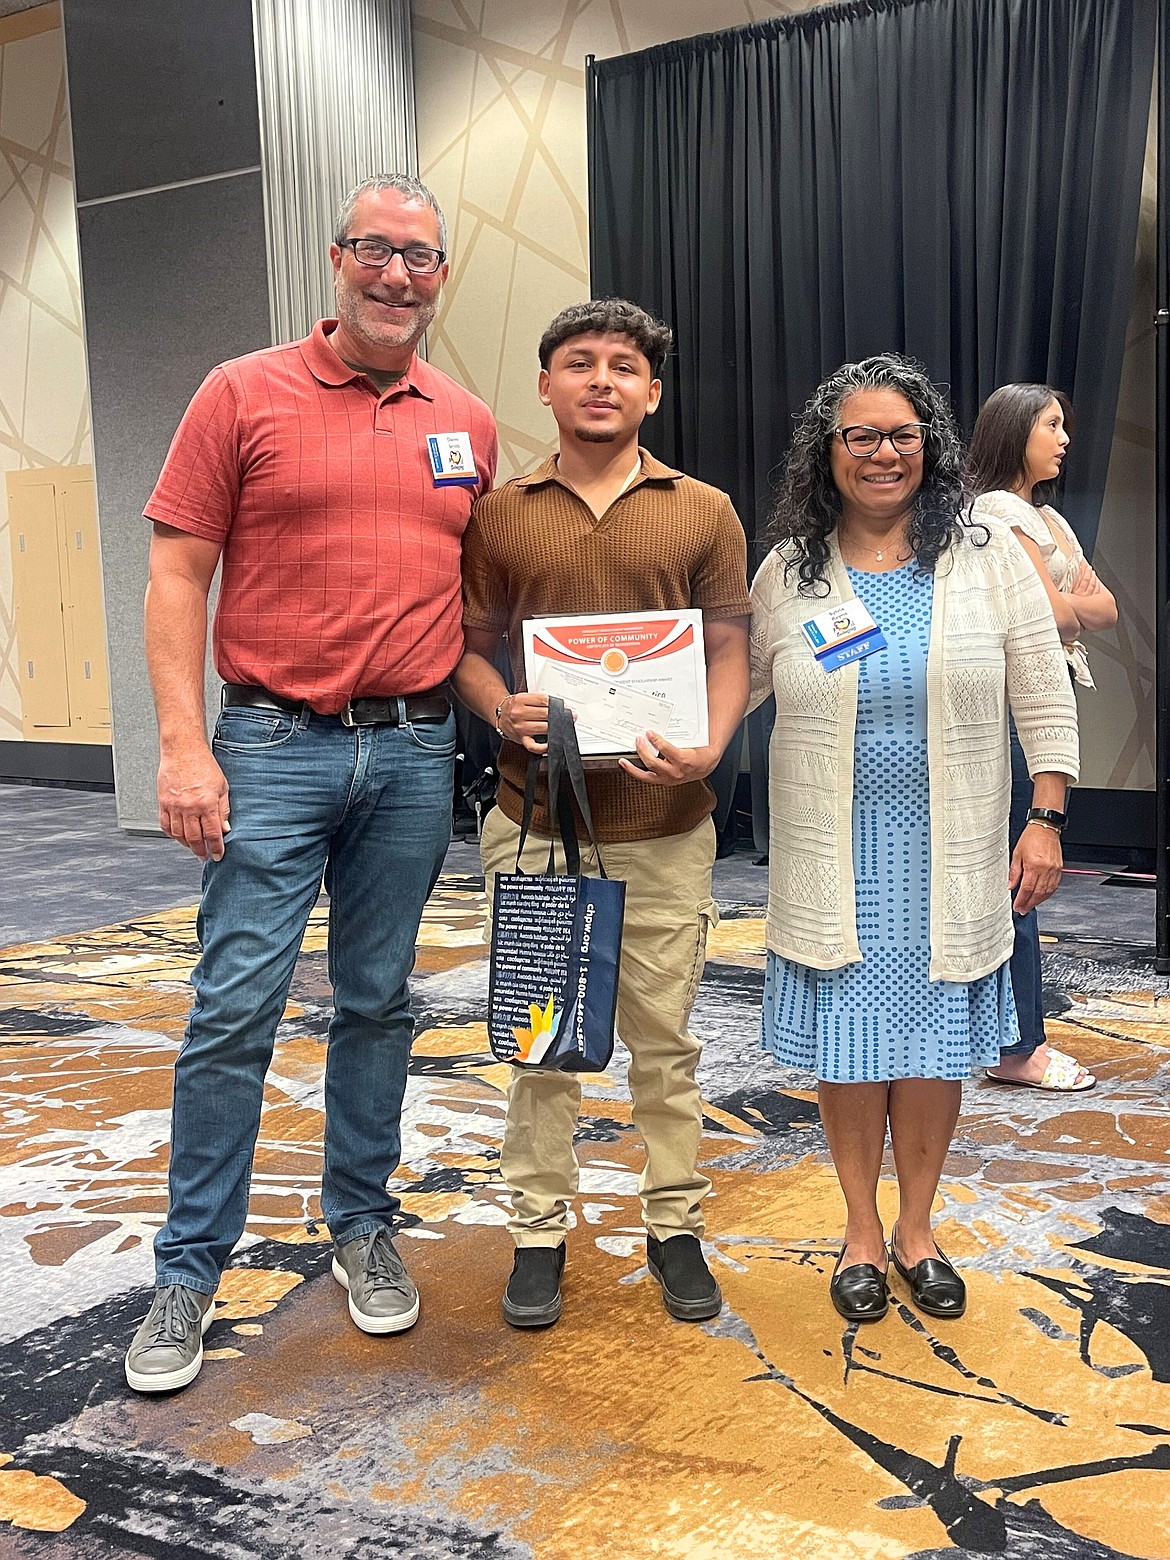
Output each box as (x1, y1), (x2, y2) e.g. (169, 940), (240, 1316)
(334, 175), (447, 252)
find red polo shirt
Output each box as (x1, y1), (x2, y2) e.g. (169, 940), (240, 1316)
(144, 319), (498, 710)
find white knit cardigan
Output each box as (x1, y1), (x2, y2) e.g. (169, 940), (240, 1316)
(748, 524), (1080, 982)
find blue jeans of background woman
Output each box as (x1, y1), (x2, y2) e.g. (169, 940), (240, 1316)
(1000, 722), (1045, 1058)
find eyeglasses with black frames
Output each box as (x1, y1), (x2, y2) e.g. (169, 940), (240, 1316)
(338, 238), (446, 274)
(835, 423), (929, 457)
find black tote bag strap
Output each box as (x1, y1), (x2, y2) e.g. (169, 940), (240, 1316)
(516, 747), (542, 868)
(513, 696), (611, 877)
(544, 698), (582, 876)
(546, 697), (608, 880)
(515, 698), (581, 876)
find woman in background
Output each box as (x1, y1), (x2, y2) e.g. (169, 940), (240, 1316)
(750, 355), (1078, 1324)
(968, 385), (1118, 1093)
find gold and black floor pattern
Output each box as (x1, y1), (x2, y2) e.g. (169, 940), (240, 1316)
(1, 873), (1169, 1557)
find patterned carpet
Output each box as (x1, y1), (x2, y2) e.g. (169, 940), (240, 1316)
(2, 869), (1170, 1558)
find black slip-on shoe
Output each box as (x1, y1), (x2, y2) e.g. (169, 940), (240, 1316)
(503, 1244), (565, 1328)
(828, 1251), (889, 1323)
(646, 1233), (723, 1321)
(889, 1234), (967, 1319)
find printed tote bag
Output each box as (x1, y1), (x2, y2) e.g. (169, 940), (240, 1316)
(487, 698), (625, 1071)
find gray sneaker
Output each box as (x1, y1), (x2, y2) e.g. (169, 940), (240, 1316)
(332, 1227), (420, 1335)
(124, 1285), (216, 1393)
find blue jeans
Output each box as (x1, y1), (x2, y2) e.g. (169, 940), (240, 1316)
(1000, 725), (1045, 1058)
(154, 702), (456, 1294)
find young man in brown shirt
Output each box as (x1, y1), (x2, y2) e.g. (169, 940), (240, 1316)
(454, 299), (750, 1328)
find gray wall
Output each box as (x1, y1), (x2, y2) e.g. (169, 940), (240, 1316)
(62, 0), (272, 831)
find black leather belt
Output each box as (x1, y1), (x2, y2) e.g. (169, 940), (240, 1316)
(222, 683), (450, 727)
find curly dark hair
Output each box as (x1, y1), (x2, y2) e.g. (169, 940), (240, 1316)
(538, 298), (673, 376)
(767, 353), (978, 593)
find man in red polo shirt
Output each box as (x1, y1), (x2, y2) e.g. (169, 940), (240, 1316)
(124, 174), (497, 1394)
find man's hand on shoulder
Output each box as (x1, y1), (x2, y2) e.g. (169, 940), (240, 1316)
(158, 742), (231, 860)
(618, 732), (719, 786)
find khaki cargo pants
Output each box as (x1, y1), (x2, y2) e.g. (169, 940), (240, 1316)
(480, 808), (718, 1247)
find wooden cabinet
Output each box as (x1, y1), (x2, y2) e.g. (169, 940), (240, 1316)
(7, 465), (111, 743)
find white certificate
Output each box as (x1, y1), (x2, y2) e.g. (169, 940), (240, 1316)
(522, 610), (708, 758)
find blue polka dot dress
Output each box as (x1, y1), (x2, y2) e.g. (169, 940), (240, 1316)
(762, 563), (1018, 1082)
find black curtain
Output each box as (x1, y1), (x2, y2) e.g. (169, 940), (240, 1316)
(588, 0), (1155, 559)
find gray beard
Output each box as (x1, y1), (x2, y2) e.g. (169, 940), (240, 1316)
(335, 285), (436, 354)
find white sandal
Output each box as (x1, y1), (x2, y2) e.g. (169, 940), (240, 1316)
(986, 1046), (1095, 1092)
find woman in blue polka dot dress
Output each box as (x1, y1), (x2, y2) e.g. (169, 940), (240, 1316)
(749, 356), (1079, 1325)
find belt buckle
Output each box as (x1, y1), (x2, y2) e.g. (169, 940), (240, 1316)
(339, 701), (357, 728)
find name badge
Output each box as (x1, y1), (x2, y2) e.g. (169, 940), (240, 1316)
(800, 597), (887, 672)
(427, 431), (478, 488)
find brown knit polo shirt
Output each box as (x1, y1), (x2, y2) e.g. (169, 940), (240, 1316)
(462, 447), (751, 842)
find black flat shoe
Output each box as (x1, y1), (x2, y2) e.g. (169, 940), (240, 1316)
(829, 1251), (889, 1322)
(503, 1244), (565, 1328)
(889, 1236), (966, 1319)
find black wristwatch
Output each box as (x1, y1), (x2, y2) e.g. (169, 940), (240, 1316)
(1026, 806), (1067, 832)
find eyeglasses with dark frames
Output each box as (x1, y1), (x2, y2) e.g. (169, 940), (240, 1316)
(338, 237), (446, 274)
(835, 423), (929, 457)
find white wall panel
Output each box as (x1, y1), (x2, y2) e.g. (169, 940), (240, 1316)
(0, 9), (93, 748)
(253, 0), (416, 343)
